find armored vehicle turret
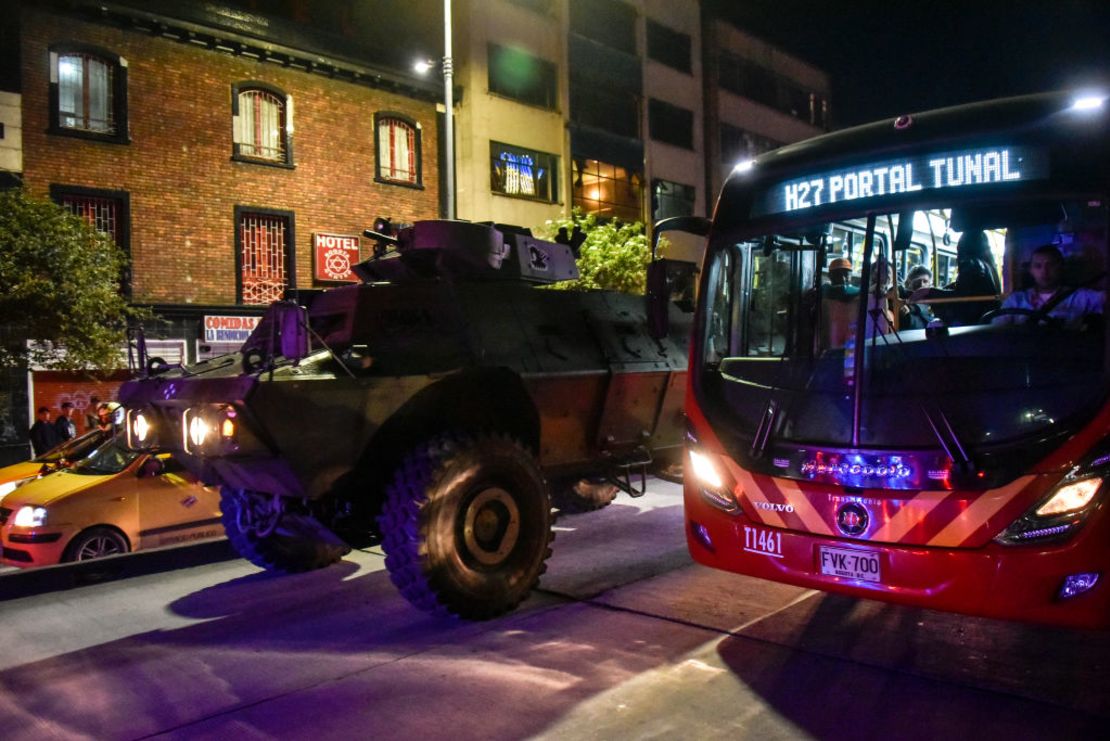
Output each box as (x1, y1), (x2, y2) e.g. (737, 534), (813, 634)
(120, 219), (692, 618)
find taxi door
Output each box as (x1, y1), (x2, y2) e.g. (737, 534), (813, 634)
(136, 454), (223, 550)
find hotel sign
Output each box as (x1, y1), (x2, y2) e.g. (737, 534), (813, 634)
(313, 232), (361, 283)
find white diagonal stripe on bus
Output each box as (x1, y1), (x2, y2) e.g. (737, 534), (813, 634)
(776, 478), (834, 536)
(732, 465), (788, 529)
(927, 476), (1036, 547)
(868, 489), (951, 543)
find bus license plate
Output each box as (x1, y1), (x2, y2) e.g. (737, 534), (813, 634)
(818, 546), (881, 583)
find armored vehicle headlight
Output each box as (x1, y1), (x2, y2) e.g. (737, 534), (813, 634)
(133, 412), (151, 442)
(189, 416), (210, 448)
(182, 405), (240, 455)
(126, 408), (158, 449)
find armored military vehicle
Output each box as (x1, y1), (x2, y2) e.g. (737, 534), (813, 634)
(119, 219), (692, 619)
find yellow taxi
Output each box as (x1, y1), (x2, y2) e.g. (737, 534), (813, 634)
(0, 436), (223, 567)
(0, 430), (111, 502)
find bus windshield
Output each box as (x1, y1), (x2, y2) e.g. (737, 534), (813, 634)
(700, 196), (1107, 452)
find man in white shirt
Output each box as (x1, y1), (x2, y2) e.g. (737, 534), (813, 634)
(993, 245), (1104, 326)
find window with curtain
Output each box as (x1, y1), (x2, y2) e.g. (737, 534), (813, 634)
(375, 114), (422, 186)
(232, 84), (293, 166)
(49, 46), (127, 141)
(57, 53), (114, 133)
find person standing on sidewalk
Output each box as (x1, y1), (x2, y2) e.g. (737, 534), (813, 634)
(29, 406), (61, 456)
(55, 401), (78, 442)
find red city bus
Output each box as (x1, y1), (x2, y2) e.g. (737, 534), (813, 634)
(676, 91), (1109, 628)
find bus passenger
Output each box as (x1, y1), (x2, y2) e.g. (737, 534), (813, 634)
(910, 230), (1000, 325)
(900, 265), (935, 329)
(814, 257), (860, 350)
(992, 244), (1104, 326)
(864, 259), (896, 338)
(823, 257), (860, 300)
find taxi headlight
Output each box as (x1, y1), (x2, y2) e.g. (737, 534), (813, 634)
(13, 506), (47, 528)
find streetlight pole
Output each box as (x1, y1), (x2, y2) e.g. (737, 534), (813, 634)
(442, 0), (454, 220)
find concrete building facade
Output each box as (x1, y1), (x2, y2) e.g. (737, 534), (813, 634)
(448, 0), (829, 242)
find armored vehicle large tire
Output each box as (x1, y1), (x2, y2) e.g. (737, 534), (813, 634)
(379, 434), (554, 620)
(551, 478), (619, 514)
(220, 488), (349, 573)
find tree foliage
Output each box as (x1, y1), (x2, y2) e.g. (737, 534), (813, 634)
(538, 209), (667, 295)
(0, 188), (142, 371)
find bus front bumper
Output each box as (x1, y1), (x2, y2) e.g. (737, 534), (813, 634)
(684, 484), (1110, 630)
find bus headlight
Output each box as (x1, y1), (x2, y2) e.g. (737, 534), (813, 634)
(1035, 478), (1102, 516)
(689, 449), (724, 489)
(996, 475), (1104, 545)
(689, 448), (738, 512)
(13, 506), (48, 528)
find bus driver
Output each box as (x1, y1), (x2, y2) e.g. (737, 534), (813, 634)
(992, 244), (1104, 326)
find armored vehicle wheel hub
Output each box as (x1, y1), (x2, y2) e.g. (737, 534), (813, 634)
(234, 490), (283, 538)
(462, 486), (520, 566)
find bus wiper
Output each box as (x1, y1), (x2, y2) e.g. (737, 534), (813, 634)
(749, 395), (779, 459)
(920, 401), (972, 469)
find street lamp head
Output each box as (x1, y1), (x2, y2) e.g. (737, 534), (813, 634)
(413, 58), (435, 75)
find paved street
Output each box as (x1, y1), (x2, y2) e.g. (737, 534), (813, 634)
(1, 479), (1108, 740)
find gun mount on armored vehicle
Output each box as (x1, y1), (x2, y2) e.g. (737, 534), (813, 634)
(119, 219), (694, 619)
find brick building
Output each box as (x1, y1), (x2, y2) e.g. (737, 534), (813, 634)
(1, 0), (443, 462)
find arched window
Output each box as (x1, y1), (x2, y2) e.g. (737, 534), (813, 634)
(375, 113), (422, 186)
(232, 83), (293, 166)
(49, 45), (128, 142)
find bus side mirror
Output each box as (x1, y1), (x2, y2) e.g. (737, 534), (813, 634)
(646, 260), (669, 339)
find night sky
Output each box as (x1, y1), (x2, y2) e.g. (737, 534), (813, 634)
(708, 0), (1110, 127)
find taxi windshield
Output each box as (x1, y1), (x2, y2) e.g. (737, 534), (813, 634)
(36, 430), (107, 464)
(699, 197), (1107, 450)
(72, 435), (141, 476)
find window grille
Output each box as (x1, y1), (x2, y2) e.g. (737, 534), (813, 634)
(239, 212), (289, 305)
(61, 195), (119, 242)
(236, 89), (287, 161)
(377, 118), (417, 183)
(57, 53), (115, 134)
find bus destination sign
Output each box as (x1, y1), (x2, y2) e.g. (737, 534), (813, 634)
(755, 145), (1048, 216)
